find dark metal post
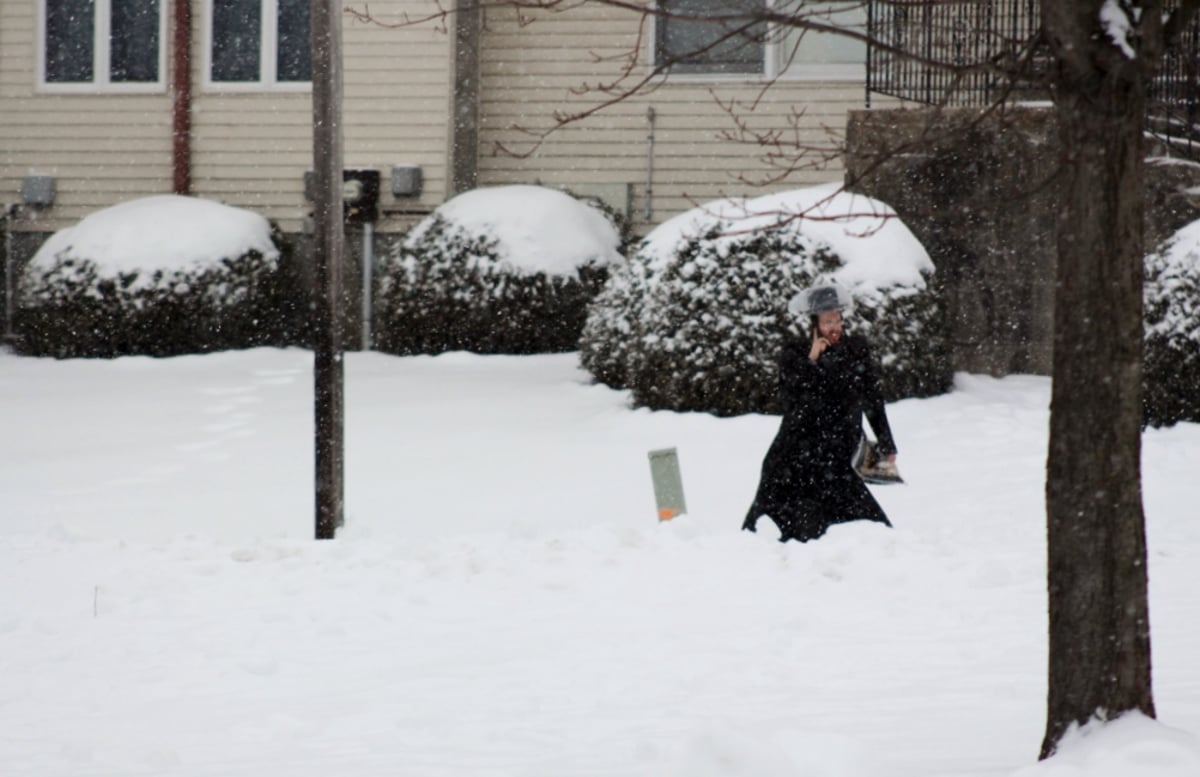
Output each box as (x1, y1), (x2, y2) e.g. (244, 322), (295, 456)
(311, 0), (345, 539)
(865, 0), (873, 108)
(171, 0), (191, 195)
(451, 0), (481, 195)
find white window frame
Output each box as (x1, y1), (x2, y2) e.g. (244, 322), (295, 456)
(650, 0), (769, 82)
(649, 0), (866, 83)
(36, 0), (168, 94)
(203, 0), (312, 92)
(767, 0), (867, 82)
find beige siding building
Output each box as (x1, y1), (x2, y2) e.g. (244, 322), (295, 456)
(1, 0), (175, 229)
(1, 0), (452, 238)
(2, 0), (879, 257)
(476, 1), (875, 227)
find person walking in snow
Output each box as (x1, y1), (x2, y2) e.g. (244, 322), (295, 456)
(742, 284), (898, 542)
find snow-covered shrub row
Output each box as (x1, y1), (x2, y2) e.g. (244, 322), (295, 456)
(580, 185), (951, 416)
(16, 196), (302, 359)
(1144, 220), (1200, 426)
(374, 186), (624, 355)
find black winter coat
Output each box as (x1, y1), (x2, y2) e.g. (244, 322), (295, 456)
(743, 333), (897, 542)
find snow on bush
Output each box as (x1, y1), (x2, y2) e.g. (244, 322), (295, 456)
(375, 185), (625, 355)
(17, 195), (300, 358)
(580, 184), (951, 416)
(1144, 220), (1200, 426)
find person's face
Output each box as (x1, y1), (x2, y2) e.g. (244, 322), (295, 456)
(817, 310), (844, 345)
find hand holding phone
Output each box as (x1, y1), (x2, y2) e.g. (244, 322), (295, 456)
(809, 330), (830, 362)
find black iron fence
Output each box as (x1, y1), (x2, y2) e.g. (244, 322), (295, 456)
(866, 0), (1040, 107)
(866, 1), (1200, 155)
(1148, 8), (1200, 156)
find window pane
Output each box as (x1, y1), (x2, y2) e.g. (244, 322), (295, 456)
(778, 1), (866, 67)
(657, 0), (765, 74)
(46, 0), (95, 82)
(212, 0), (261, 81)
(276, 0), (311, 82)
(111, 0), (159, 82)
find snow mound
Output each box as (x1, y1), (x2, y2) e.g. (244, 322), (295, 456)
(376, 186), (620, 355)
(30, 195), (280, 286)
(404, 185), (623, 277)
(1013, 714), (1200, 777)
(640, 182), (933, 292)
(18, 196), (294, 358)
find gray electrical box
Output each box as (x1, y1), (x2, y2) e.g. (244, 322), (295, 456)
(21, 175), (56, 206)
(391, 165), (423, 198)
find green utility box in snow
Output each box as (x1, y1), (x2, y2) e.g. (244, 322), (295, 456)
(648, 447), (687, 521)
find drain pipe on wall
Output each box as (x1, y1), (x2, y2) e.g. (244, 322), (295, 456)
(2, 203), (18, 341)
(361, 222), (374, 351)
(644, 106), (656, 222)
(171, 0), (192, 194)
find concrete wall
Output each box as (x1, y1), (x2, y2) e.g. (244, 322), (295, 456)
(845, 107), (1200, 377)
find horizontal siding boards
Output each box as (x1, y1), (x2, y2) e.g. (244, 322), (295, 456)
(1, 105), (174, 123)
(184, 0), (452, 232)
(2, 0), (890, 239)
(477, 1), (868, 230)
(0, 0), (175, 231)
(0, 122), (170, 141)
(1, 0), (451, 234)
(0, 0), (168, 230)
(0, 4), (33, 96)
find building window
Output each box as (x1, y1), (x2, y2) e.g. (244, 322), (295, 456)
(652, 0), (866, 80)
(773, 1), (867, 80)
(40, 0), (164, 90)
(209, 0), (312, 87)
(654, 0), (767, 75)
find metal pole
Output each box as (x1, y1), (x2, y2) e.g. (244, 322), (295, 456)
(3, 204), (16, 341)
(362, 221), (374, 351)
(644, 106), (656, 222)
(311, 0), (345, 539)
(864, 0), (873, 109)
(171, 0), (192, 195)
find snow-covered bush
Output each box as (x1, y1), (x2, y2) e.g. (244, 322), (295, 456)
(1144, 221), (1200, 426)
(374, 185), (624, 355)
(580, 185), (951, 416)
(578, 250), (652, 389)
(16, 196), (301, 359)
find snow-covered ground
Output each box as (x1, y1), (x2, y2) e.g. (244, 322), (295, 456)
(1, 347), (1198, 777)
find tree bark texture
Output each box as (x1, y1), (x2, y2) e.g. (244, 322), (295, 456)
(1040, 0), (1156, 758)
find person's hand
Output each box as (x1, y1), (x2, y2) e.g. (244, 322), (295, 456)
(809, 333), (830, 362)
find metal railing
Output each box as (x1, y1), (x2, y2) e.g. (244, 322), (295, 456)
(1148, 8), (1200, 157)
(866, 1), (1200, 155)
(867, 0), (1041, 108)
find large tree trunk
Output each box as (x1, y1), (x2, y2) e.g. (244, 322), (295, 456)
(1040, 2), (1156, 759)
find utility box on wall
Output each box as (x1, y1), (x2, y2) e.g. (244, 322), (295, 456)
(20, 175), (56, 207)
(304, 169), (381, 224)
(342, 169), (380, 224)
(391, 165), (423, 198)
